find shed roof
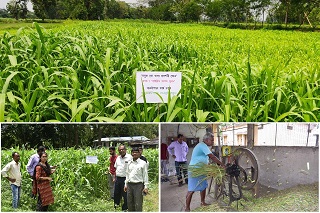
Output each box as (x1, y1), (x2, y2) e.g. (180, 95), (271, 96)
(93, 136), (150, 143)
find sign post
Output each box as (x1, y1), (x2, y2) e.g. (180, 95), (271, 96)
(136, 71), (181, 103)
(86, 156), (99, 164)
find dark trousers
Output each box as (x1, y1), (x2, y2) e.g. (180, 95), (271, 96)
(175, 161), (188, 184)
(127, 182), (144, 212)
(36, 194), (48, 212)
(114, 176), (128, 210)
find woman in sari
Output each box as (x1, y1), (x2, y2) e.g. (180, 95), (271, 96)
(32, 152), (55, 211)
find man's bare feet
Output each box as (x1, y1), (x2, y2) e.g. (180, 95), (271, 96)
(201, 202), (210, 206)
(185, 208), (190, 212)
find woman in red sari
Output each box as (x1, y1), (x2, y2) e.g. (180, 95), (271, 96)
(32, 152), (55, 211)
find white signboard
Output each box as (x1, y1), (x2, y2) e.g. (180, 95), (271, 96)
(86, 156), (98, 164)
(136, 71), (181, 103)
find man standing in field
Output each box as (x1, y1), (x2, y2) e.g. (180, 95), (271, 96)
(167, 134), (189, 186)
(108, 146), (118, 200)
(114, 145), (132, 211)
(27, 146), (46, 177)
(1, 152), (22, 209)
(124, 147), (149, 212)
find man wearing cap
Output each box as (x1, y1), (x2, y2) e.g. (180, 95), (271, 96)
(124, 147), (149, 212)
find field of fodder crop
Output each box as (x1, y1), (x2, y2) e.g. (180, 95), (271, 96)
(1, 147), (159, 211)
(1, 20), (319, 122)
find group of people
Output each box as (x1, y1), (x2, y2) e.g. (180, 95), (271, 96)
(161, 133), (225, 212)
(2, 145), (149, 212)
(107, 145), (149, 212)
(1, 146), (55, 211)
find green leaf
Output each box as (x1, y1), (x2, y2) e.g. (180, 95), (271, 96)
(196, 109), (210, 122)
(8, 55), (17, 66)
(2, 71), (19, 94)
(0, 93), (5, 122)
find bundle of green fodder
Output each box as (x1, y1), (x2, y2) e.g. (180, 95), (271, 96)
(188, 163), (225, 184)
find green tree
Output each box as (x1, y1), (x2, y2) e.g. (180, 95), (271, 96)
(292, 0), (320, 27)
(308, 7), (320, 26)
(205, 0), (223, 22)
(129, 6), (149, 19)
(148, 3), (175, 21)
(6, 0), (28, 20)
(70, 2), (88, 19)
(104, 0), (129, 19)
(180, 1), (202, 22)
(268, 0), (320, 25)
(0, 9), (10, 18)
(85, 0), (104, 20)
(30, 0), (57, 20)
(55, 0), (106, 20)
(147, 0), (176, 21)
(1, 124), (158, 149)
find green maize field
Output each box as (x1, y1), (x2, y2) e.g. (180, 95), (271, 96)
(0, 20), (319, 122)
(1, 147), (159, 211)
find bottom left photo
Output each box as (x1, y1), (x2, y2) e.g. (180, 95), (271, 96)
(1, 123), (159, 212)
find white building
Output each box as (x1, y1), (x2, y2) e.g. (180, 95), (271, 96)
(221, 123), (319, 147)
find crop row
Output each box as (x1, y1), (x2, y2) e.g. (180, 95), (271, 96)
(1, 21), (319, 121)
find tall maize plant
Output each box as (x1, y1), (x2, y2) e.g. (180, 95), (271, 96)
(1, 147), (158, 211)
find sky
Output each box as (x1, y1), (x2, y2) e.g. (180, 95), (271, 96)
(0, 0), (33, 10)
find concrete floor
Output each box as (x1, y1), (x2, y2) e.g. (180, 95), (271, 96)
(160, 179), (215, 212)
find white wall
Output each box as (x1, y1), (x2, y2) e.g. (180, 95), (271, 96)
(257, 123), (319, 146)
(160, 124), (207, 143)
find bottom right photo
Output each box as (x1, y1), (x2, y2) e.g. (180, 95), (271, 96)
(160, 123), (319, 212)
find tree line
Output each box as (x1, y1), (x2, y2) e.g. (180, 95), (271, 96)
(3, 0), (320, 25)
(1, 124), (159, 149)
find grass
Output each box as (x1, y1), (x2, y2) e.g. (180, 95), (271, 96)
(0, 20), (319, 122)
(0, 18), (66, 34)
(194, 183), (319, 212)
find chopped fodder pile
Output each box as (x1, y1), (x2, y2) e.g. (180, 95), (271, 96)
(195, 183), (318, 212)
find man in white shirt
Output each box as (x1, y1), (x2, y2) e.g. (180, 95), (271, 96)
(114, 145), (133, 211)
(124, 147), (148, 212)
(1, 152), (22, 209)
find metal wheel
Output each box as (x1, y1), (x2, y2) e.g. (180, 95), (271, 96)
(233, 148), (259, 190)
(208, 147), (259, 207)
